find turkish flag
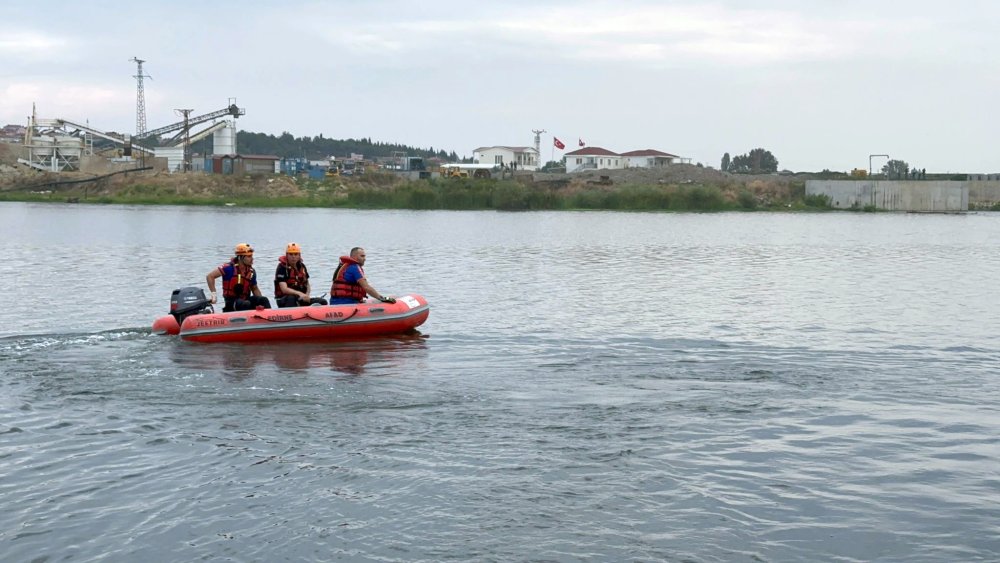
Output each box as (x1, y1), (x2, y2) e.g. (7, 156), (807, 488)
(553, 137), (565, 149)
(579, 139), (585, 146)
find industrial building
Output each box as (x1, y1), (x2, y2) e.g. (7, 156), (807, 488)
(18, 102), (245, 174)
(205, 154), (280, 175)
(13, 57), (251, 176)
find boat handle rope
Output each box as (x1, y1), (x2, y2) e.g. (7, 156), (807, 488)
(304, 308), (360, 324)
(251, 308), (359, 324)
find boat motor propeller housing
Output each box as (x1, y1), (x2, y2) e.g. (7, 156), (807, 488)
(169, 287), (213, 322)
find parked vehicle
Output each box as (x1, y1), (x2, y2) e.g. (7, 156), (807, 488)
(440, 163), (493, 179)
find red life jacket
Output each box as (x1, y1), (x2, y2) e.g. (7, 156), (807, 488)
(330, 255), (367, 301)
(274, 255), (310, 297)
(220, 258), (255, 299)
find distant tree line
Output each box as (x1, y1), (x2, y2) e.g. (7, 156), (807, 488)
(720, 148), (779, 174)
(188, 131), (459, 161)
(717, 151), (933, 179)
(882, 159), (927, 180)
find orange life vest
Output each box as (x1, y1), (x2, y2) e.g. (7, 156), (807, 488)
(220, 259), (255, 299)
(330, 255), (367, 301)
(274, 256), (310, 297)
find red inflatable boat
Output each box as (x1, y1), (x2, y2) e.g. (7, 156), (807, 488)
(152, 287), (429, 343)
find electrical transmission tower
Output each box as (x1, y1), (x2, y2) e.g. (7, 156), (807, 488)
(532, 129), (546, 168)
(130, 57), (151, 137)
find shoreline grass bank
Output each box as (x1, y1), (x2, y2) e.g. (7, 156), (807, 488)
(0, 176), (833, 212)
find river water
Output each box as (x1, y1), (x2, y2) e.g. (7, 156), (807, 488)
(1, 202), (999, 561)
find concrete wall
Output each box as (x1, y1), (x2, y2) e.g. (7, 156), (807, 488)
(806, 180), (968, 212)
(968, 181), (1000, 206)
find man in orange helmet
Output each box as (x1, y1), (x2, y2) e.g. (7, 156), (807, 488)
(274, 242), (328, 308)
(206, 243), (272, 312)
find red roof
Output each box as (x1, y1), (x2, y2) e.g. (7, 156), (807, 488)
(620, 149), (679, 158)
(564, 147), (620, 157)
(473, 146), (536, 153)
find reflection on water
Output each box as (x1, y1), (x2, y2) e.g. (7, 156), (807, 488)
(168, 333), (429, 377)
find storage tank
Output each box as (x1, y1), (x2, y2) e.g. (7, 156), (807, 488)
(212, 122), (235, 155)
(31, 136), (83, 158)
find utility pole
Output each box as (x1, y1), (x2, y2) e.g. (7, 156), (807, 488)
(532, 129), (546, 169)
(869, 154), (890, 208)
(176, 109), (194, 172)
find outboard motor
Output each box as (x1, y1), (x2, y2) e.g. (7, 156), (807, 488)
(169, 287), (213, 323)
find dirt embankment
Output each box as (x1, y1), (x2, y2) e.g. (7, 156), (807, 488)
(0, 143), (34, 186)
(0, 165), (308, 199)
(102, 171), (308, 199)
(0, 143), (16, 165)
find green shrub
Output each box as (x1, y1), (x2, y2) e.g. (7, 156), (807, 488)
(681, 185), (726, 210)
(568, 190), (609, 209)
(407, 186), (438, 209)
(614, 185), (674, 210)
(346, 187), (393, 207)
(788, 181), (806, 199)
(737, 190), (757, 209)
(491, 183), (529, 210)
(803, 193), (832, 209)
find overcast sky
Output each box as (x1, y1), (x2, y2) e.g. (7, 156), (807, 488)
(2, 1), (997, 172)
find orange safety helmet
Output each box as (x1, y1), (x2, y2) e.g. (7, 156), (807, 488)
(234, 242), (254, 256)
(286, 242), (302, 254)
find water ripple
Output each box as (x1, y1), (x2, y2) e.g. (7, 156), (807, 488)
(3, 207), (1000, 560)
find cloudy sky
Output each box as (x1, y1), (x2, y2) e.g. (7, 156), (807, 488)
(2, 1), (997, 172)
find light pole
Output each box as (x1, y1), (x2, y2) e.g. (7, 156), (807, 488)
(869, 154), (889, 178)
(869, 154), (889, 208)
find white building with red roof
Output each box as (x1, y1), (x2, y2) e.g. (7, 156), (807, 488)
(620, 149), (684, 168)
(563, 146), (689, 172)
(563, 147), (625, 172)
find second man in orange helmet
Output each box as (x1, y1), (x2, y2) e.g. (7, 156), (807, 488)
(274, 242), (328, 308)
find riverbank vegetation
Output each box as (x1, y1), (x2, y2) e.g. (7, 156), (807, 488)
(340, 178), (829, 211)
(0, 175), (832, 212)
(0, 165), (834, 212)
